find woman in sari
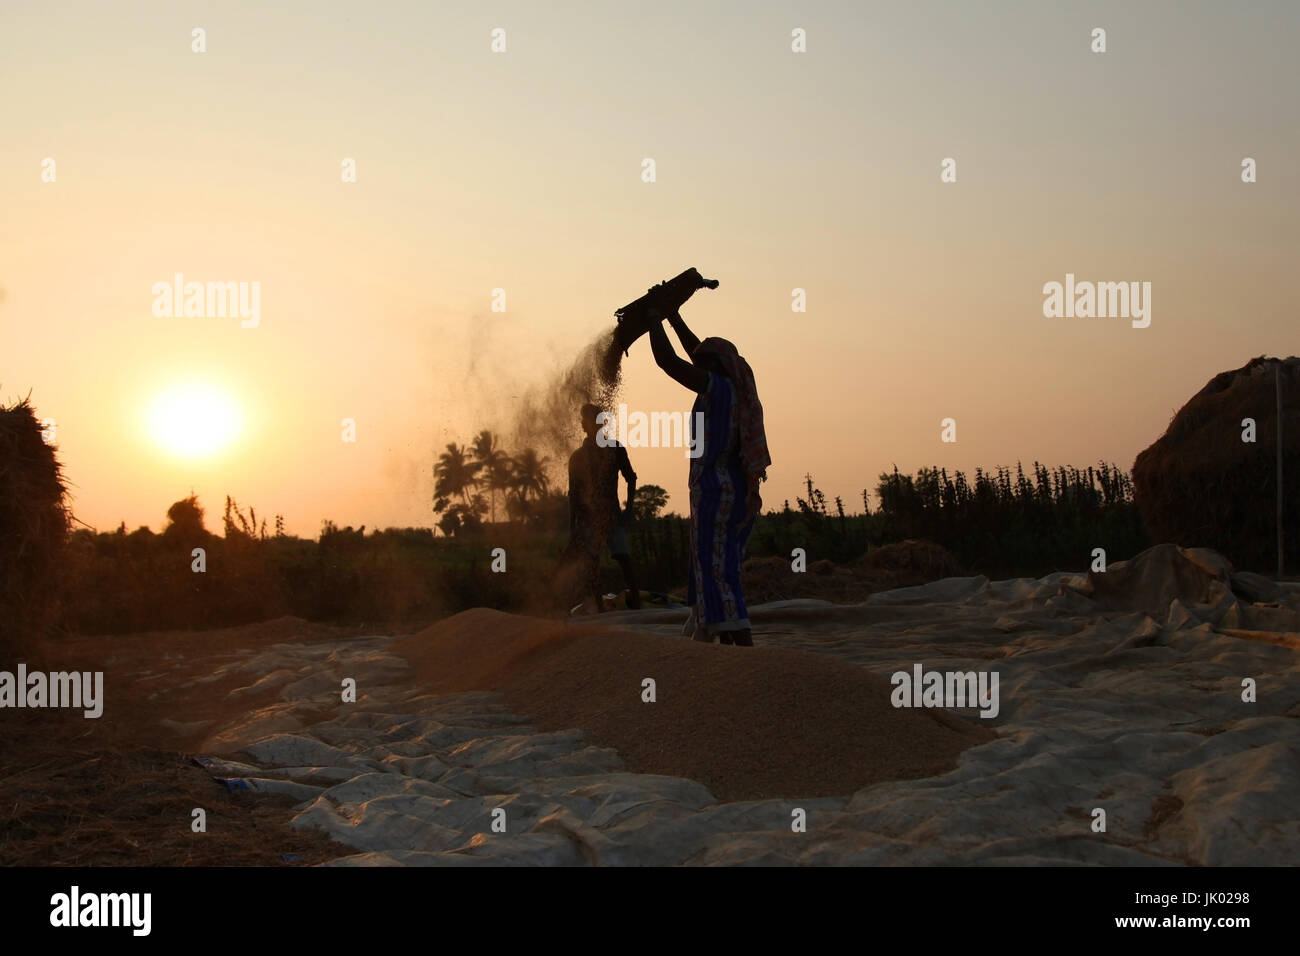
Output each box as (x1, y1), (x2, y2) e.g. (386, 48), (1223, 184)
(647, 309), (770, 646)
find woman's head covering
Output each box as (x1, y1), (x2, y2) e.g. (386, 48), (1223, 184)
(691, 337), (771, 485)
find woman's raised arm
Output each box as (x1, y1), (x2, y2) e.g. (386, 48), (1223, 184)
(667, 311), (701, 356)
(650, 320), (709, 393)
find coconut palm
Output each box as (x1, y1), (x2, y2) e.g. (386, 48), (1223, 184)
(505, 447), (551, 523)
(434, 442), (480, 507)
(512, 447), (550, 502)
(470, 430), (512, 523)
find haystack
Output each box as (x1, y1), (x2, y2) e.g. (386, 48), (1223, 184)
(0, 397), (68, 654)
(854, 538), (964, 582)
(1132, 356), (1298, 572)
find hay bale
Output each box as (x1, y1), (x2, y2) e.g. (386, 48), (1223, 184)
(0, 397), (68, 654)
(853, 539), (964, 585)
(739, 540), (962, 605)
(1132, 356), (1299, 572)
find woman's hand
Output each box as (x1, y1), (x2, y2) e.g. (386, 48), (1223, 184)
(743, 487), (762, 524)
(646, 305), (681, 325)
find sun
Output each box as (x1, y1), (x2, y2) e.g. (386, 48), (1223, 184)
(146, 382), (243, 459)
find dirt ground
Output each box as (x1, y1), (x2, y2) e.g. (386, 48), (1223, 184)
(0, 617), (416, 866)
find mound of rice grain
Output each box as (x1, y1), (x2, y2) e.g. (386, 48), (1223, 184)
(394, 608), (995, 802)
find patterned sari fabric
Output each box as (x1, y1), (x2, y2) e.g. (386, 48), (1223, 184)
(687, 372), (755, 633)
(691, 337), (771, 491)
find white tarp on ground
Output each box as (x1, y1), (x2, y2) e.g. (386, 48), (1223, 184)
(191, 544), (1300, 865)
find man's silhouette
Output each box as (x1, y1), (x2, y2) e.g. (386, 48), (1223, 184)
(568, 403), (641, 611)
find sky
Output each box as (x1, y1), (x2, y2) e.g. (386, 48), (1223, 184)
(2, 0), (1297, 536)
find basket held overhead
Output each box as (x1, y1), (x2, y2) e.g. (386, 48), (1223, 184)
(613, 268), (719, 356)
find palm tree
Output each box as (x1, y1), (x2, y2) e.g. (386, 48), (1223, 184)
(513, 447), (550, 501)
(470, 430), (512, 523)
(463, 493), (488, 531)
(508, 447), (550, 522)
(434, 442), (480, 508)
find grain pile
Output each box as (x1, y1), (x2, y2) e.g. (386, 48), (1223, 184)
(393, 608), (995, 801)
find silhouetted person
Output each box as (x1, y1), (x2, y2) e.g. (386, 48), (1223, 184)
(647, 308), (769, 646)
(568, 403), (641, 611)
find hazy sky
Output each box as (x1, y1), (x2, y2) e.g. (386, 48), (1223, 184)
(2, 1), (1297, 535)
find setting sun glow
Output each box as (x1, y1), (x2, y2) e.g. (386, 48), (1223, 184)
(146, 383), (243, 459)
